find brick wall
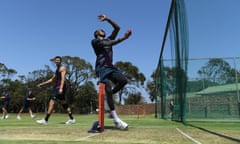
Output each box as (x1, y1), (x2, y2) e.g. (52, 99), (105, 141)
(115, 104), (155, 115)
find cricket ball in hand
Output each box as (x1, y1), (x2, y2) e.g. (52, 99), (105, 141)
(128, 29), (132, 34)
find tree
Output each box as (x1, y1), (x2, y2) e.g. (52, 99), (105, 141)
(148, 66), (177, 96)
(75, 81), (97, 114)
(61, 56), (94, 103)
(24, 65), (54, 113)
(198, 58), (235, 84)
(114, 61), (146, 104)
(124, 92), (144, 105)
(0, 63), (17, 86)
(146, 80), (155, 102)
(21, 56), (95, 113)
(147, 66), (189, 102)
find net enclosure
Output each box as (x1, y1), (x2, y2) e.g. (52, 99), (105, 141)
(154, 0), (240, 124)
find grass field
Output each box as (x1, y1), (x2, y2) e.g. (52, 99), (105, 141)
(0, 113), (239, 144)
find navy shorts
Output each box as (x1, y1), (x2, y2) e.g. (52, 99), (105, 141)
(51, 88), (66, 101)
(95, 66), (123, 83)
(23, 101), (32, 109)
(2, 102), (9, 108)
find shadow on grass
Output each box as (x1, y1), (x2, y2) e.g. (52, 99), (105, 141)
(88, 121), (128, 133)
(187, 124), (240, 143)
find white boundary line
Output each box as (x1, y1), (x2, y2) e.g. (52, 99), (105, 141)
(75, 133), (101, 141)
(176, 128), (202, 144)
(74, 129), (113, 141)
(0, 133), (101, 142)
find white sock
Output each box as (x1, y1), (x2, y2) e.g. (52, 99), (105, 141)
(111, 110), (120, 122)
(104, 99), (110, 111)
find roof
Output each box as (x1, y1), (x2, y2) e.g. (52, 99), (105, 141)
(196, 83), (239, 95)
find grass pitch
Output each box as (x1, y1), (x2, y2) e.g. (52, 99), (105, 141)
(0, 113), (239, 144)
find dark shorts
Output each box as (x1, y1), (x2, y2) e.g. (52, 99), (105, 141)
(2, 102), (9, 108)
(51, 88), (66, 101)
(95, 66), (123, 83)
(23, 101), (32, 109)
(169, 105), (174, 112)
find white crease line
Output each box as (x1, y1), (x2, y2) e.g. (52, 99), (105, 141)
(75, 133), (100, 141)
(176, 128), (202, 144)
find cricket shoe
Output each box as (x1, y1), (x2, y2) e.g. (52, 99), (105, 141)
(36, 119), (47, 125)
(65, 119), (76, 125)
(115, 120), (128, 130)
(1, 115), (9, 120)
(17, 115), (21, 120)
(31, 115), (36, 119)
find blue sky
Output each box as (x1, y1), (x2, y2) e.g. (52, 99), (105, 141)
(0, 0), (240, 81)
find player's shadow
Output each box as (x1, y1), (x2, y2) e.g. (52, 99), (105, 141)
(104, 125), (128, 131)
(187, 124), (240, 143)
(59, 122), (67, 124)
(104, 125), (117, 130)
(88, 121), (128, 133)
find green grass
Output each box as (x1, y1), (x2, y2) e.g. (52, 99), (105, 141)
(0, 113), (239, 144)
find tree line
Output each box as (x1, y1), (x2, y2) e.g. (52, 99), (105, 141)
(1, 57), (237, 114)
(0, 56), (146, 114)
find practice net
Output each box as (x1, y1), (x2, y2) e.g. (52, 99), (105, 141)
(154, 0), (240, 124)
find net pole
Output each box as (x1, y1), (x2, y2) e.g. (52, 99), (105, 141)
(159, 0), (176, 60)
(156, 0), (176, 119)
